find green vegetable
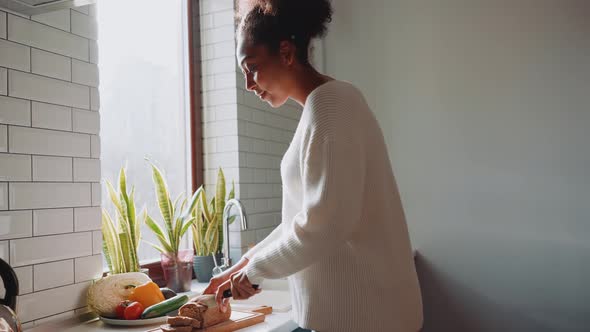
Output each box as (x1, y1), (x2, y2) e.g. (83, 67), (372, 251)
(140, 294), (189, 319)
(160, 287), (177, 299)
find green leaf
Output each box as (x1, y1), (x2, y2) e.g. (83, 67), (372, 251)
(215, 168), (226, 223)
(101, 167), (142, 274)
(119, 168), (128, 201)
(102, 210), (123, 274)
(131, 188), (141, 246)
(228, 180), (235, 200)
(145, 215), (174, 253)
(191, 224), (202, 256)
(119, 232), (133, 272)
(102, 238), (113, 273)
(142, 240), (167, 254)
(172, 193), (184, 221)
(106, 181), (125, 224)
(150, 164), (173, 235)
(200, 189), (213, 223)
(179, 217), (195, 239)
(180, 186), (203, 221)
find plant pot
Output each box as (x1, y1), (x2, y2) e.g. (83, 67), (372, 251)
(161, 249), (194, 292)
(193, 253), (223, 282)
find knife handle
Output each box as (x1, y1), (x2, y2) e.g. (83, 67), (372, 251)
(222, 284), (259, 298)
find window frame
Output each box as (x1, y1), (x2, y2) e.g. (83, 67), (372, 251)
(98, 0), (203, 284)
(142, 0), (203, 286)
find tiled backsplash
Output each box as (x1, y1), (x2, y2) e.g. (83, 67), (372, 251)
(199, 0), (302, 262)
(0, 4), (102, 327)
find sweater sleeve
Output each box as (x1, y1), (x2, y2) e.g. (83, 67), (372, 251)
(244, 97), (366, 284)
(242, 223), (283, 260)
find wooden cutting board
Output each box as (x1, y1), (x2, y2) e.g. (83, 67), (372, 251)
(146, 306), (272, 332)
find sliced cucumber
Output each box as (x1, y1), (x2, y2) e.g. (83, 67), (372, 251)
(141, 294), (189, 319)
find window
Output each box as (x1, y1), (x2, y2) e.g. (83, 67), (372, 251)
(97, 0), (192, 265)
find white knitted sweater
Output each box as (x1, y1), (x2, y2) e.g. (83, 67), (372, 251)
(243, 80), (423, 332)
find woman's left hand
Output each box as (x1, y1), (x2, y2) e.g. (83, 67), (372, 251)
(214, 271), (261, 312)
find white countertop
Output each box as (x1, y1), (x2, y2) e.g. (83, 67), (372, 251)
(28, 281), (298, 332)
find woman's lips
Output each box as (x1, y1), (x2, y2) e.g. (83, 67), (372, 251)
(257, 92), (266, 100)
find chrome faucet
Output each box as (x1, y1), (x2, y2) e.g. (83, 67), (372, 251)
(220, 198), (248, 269)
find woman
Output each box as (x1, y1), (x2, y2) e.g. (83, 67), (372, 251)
(202, 0), (423, 331)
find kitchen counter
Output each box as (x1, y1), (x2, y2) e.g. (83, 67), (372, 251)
(28, 281), (298, 332)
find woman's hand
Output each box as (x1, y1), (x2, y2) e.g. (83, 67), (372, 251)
(230, 270), (260, 300)
(201, 257), (250, 295)
(215, 270), (261, 312)
(202, 275), (226, 295)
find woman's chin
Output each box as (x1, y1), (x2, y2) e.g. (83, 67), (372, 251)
(268, 97), (288, 108)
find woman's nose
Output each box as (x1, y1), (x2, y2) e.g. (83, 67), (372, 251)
(245, 73), (256, 91)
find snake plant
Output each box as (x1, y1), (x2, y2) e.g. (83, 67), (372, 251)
(144, 163), (202, 260)
(102, 168), (144, 274)
(191, 168), (235, 256)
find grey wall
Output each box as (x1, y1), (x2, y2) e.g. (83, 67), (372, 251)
(325, 0), (590, 331)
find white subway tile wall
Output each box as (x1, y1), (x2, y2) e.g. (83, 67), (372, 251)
(16, 281), (90, 323)
(31, 102), (73, 131)
(33, 208), (74, 236)
(14, 265), (33, 294)
(0, 210), (32, 240)
(0, 68), (7, 95)
(0, 154), (32, 181)
(32, 156), (73, 181)
(0, 39), (31, 72)
(9, 232), (92, 267)
(0, 96), (30, 126)
(199, 0), (302, 263)
(73, 206), (100, 232)
(8, 70), (90, 109)
(0, 5), (101, 325)
(73, 158), (100, 182)
(7, 14), (89, 61)
(0, 240), (8, 261)
(9, 126), (90, 157)
(0, 12), (6, 38)
(0, 183), (7, 210)
(31, 9), (71, 32)
(72, 108), (99, 134)
(31, 48), (72, 81)
(74, 254), (102, 282)
(33, 259), (74, 291)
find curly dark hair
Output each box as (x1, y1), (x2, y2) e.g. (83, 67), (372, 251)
(236, 0), (333, 65)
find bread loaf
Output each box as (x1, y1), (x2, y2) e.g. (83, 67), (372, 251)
(177, 294), (231, 329)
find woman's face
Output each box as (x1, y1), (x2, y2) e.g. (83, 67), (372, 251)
(237, 33), (292, 108)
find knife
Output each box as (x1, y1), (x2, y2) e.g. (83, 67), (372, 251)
(222, 284), (259, 298)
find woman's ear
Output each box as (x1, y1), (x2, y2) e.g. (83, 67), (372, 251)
(279, 40), (296, 66)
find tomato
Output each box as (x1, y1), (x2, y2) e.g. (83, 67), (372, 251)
(123, 301), (144, 320)
(115, 300), (131, 319)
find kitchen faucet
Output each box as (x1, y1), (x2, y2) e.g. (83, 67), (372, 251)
(219, 198), (248, 270)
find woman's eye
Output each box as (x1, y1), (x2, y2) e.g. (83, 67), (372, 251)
(248, 65), (258, 73)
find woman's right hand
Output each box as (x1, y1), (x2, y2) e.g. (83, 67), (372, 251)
(201, 257), (250, 295)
